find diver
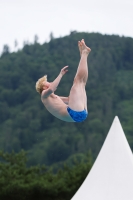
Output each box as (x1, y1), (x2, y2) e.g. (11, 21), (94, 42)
(35, 39), (91, 122)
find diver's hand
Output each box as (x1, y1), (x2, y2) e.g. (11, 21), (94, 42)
(60, 66), (69, 76)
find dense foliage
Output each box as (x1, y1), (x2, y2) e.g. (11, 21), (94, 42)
(0, 150), (92, 200)
(0, 32), (133, 167)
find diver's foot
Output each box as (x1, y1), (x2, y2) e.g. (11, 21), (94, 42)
(81, 39), (91, 55)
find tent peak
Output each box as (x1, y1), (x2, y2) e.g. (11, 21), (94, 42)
(114, 116), (119, 121)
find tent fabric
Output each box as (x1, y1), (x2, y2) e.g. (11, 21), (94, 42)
(72, 116), (133, 200)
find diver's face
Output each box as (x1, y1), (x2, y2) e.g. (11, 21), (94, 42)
(42, 81), (50, 90)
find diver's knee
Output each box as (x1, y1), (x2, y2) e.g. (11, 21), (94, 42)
(73, 75), (83, 83)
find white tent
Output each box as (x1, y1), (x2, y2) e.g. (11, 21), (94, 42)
(71, 116), (133, 200)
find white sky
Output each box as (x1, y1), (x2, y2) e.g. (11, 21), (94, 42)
(0, 0), (133, 53)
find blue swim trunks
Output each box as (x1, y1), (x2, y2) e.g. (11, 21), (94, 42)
(67, 107), (88, 122)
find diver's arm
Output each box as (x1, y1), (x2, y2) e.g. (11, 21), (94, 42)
(41, 88), (53, 98)
(41, 66), (68, 99)
(49, 66), (68, 92)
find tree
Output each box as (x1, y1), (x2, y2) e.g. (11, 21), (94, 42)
(0, 150), (92, 200)
(49, 32), (54, 40)
(1, 44), (10, 56)
(34, 34), (39, 43)
(14, 40), (18, 49)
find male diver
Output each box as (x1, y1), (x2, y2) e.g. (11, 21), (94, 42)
(35, 39), (91, 122)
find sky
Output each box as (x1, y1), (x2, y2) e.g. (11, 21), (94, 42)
(0, 0), (133, 53)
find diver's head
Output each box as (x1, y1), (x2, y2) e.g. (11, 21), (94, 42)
(35, 75), (48, 94)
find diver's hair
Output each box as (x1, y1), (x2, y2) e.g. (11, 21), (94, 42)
(35, 75), (47, 94)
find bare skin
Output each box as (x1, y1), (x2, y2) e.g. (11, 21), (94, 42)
(41, 39), (91, 122)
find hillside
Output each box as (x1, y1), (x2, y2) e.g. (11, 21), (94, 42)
(0, 32), (133, 166)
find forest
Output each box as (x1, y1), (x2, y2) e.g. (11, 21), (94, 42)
(0, 31), (133, 199)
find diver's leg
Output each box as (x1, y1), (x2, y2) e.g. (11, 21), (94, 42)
(68, 40), (91, 111)
(76, 39), (91, 84)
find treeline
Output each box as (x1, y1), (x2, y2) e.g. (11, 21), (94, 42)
(0, 150), (92, 200)
(0, 32), (133, 167)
